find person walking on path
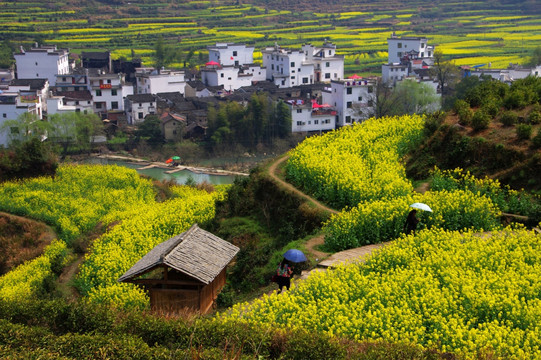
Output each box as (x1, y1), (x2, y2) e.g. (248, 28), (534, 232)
(404, 209), (420, 235)
(276, 259), (293, 293)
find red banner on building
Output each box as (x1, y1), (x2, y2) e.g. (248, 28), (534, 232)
(100, 84), (112, 89)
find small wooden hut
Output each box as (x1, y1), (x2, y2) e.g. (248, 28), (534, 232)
(118, 224), (239, 314)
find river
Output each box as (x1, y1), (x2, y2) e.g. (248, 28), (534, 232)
(87, 158), (240, 185)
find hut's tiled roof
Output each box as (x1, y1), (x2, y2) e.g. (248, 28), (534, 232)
(118, 224), (239, 285)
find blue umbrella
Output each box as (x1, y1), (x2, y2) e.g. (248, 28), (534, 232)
(283, 249), (307, 263)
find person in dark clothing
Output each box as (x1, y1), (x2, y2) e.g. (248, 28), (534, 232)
(404, 209), (420, 235)
(276, 259), (293, 293)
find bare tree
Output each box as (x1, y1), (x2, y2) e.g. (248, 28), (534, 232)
(430, 49), (460, 106)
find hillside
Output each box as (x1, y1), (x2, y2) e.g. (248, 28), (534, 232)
(406, 77), (541, 193)
(1, 0), (540, 74)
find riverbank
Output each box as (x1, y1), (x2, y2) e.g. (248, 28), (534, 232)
(91, 154), (249, 177)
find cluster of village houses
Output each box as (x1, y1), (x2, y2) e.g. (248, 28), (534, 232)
(1, 34), (540, 147)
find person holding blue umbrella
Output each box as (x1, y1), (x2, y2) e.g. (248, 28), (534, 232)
(275, 259), (293, 293)
(275, 249), (307, 292)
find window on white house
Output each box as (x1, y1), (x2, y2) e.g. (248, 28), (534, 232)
(345, 116), (351, 123)
(325, 73), (330, 79)
(221, 73), (224, 78)
(96, 90), (102, 96)
(346, 88), (352, 94)
(138, 112), (143, 119)
(112, 89), (117, 96)
(291, 76), (295, 79)
(326, 62), (330, 67)
(297, 109), (302, 113)
(397, 43), (402, 48)
(358, 96), (363, 101)
(291, 62), (295, 67)
(368, 86), (373, 93)
(314, 119), (319, 124)
(107, 79), (111, 84)
(347, 101), (352, 108)
(233, 51), (237, 56)
(308, 121), (311, 125)
(421, 43), (425, 48)
(296, 121), (303, 126)
(111, 101), (118, 110)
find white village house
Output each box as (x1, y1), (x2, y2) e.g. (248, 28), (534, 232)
(207, 43), (254, 67)
(0, 91), (40, 147)
(87, 69), (133, 115)
(382, 34), (435, 85)
(47, 90), (94, 115)
(287, 99), (336, 133)
(201, 43), (265, 91)
(322, 78), (377, 126)
(262, 41), (344, 88)
(14, 44), (70, 86)
(8, 78), (50, 119)
(125, 94), (157, 125)
(135, 68), (186, 95)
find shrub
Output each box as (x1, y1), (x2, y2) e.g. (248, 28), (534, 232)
(533, 130), (541, 148)
(499, 111), (518, 126)
(516, 124), (532, 140)
(481, 98), (500, 117)
(453, 99), (469, 115)
(424, 111), (445, 135)
(503, 89), (527, 110)
(471, 110), (491, 130)
(457, 107), (473, 125)
(528, 110), (540, 125)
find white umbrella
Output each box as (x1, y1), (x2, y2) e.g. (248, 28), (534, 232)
(410, 203), (433, 212)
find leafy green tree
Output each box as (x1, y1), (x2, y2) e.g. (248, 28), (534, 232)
(48, 112), (104, 155)
(0, 40), (15, 68)
(393, 80), (440, 115)
(0, 113), (50, 145)
(153, 36), (179, 70)
(525, 46), (541, 67)
(136, 115), (163, 147)
(274, 100), (292, 138)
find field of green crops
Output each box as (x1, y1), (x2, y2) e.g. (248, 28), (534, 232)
(1, 0), (539, 75)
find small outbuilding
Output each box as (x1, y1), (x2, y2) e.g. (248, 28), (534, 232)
(118, 224), (239, 314)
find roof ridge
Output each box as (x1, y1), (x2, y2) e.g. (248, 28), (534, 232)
(161, 223), (199, 261)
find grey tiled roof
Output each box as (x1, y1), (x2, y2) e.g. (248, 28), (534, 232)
(118, 224), (239, 285)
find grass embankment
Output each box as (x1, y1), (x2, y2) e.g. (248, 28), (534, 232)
(0, 212), (56, 275)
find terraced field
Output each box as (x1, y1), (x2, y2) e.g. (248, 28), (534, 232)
(1, 0), (539, 75)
